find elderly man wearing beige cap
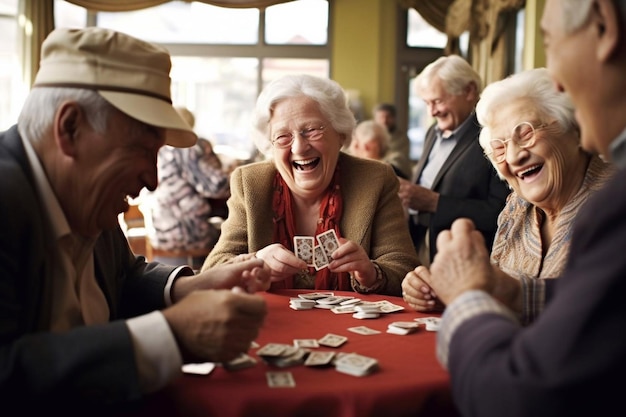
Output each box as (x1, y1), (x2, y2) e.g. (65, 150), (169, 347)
(0, 27), (269, 412)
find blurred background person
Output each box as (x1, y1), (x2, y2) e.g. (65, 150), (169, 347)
(145, 106), (230, 270)
(398, 55), (509, 267)
(373, 103), (413, 179)
(203, 74), (419, 296)
(349, 119), (409, 179)
(402, 68), (615, 316)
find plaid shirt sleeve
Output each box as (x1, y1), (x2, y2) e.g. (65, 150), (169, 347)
(436, 290), (519, 369)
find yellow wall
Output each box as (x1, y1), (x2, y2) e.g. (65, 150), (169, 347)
(331, 0), (396, 118)
(523, 0), (546, 69)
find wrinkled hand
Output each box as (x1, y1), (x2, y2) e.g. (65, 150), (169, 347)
(329, 238), (377, 287)
(402, 266), (444, 312)
(397, 178), (438, 212)
(255, 243), (308, 282)
(163, 289), (267, 363)
(424, 218), (495, 305)
(173, 258), (271, 301)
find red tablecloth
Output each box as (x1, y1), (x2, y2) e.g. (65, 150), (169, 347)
(127, 290), (459, 417)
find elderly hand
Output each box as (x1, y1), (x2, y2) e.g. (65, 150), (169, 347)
(173, 258), (271, 301)
(397, 177), (439, 213)
(424, 218), (495, 305)
(328, 238), (377, 287)
(162, 289), (267, 363)
(402, 266), (444, 312)
(255, 243), (308, 283)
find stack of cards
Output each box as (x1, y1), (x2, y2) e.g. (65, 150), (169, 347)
(415, 317), (442, 332)
(387, 321), (420, 335)
(289, 298), (316, 310)
(257, 343), (310, 368)
(334, 353), (379, 377)
(352, 304), (381, 319)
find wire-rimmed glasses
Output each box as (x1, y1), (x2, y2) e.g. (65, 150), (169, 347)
(271, 125), (326, 149)
(486, 121), (552, 163)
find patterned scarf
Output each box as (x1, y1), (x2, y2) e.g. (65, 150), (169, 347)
(270, 166), (350, 290)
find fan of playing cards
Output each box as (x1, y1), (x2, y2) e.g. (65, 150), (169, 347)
(294, 229), (340, 270)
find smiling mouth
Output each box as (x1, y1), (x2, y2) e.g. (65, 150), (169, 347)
(293, 157), (320, 171)
(518, 164), (543, 180)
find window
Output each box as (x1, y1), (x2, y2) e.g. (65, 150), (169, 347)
(52, 0), (330, 163)
(0, 0), (20, 130)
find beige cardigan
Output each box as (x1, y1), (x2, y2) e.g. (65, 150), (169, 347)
(203, 152), (419, 296)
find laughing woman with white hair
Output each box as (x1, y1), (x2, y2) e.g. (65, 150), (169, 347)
(476, 67), (614, 288)
(402, 68), (614, 317)
(203, 74), (419, 296)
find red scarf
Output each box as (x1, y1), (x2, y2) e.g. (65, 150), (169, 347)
(270, 167), (350, 290)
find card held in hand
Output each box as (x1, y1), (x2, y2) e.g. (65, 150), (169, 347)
(317, 229), (339, 260)
(313, 245), (329, 270)
(293, 236), (315, 266)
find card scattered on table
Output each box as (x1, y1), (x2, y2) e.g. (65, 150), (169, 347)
(348, 326), (381, 335)
(318, 333), (348, 348)
(387, 321), (420, 335)
(334, 353), (379, 377)
(223, 353), (257, 371)
(266, 371), (296, 388)
(182, 362), (216, 375)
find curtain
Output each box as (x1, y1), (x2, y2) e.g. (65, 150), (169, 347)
(19, 0), (55, 88)
(65, 0), (292, 11)
(399, 0), (525, 85)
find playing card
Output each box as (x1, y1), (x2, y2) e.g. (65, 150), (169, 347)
(317, 229), (339, 260)
(223, 353), (258, 371)
(298, 292), (335, 300)
(266, 371), (296, 388)
(313, 245), (329, 270)
(293, 338), (320, 348)
(318, 333), (348, 348)
(335, 353), (379, 377)
(293, 236), (315, 266)
(304, 351), (336, 367)
(182, 362), (216, 375)
(257, 343), (289, 357)
(347, 326), (381, 335)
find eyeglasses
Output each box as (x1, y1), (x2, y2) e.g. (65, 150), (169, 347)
(486, 121), (551, 163)
(271, 126), (326, 149)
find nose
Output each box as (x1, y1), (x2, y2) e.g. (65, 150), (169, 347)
(504, 140), (528, 163)
(290, 133), (311, 153)
(141, 160), (160, 192)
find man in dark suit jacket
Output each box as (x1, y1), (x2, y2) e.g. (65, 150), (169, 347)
(398, 55), (509, 266)
(420, 1), (626, 416)
(0, 27), (269, 413)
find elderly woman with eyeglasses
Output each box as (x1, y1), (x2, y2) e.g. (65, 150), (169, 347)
(202, 74), (419, 295)
(402, 68), (614, 316)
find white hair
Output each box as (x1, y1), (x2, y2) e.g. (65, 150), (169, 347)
(251, 74), (356, 157)
(414, 54), (483, 97)
(476, 68), (579, 174)
(18, 88), (112, 144)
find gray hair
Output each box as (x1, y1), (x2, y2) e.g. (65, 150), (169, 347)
(562, 0), (626, 33)
(18, 88), (112, 144)
(251, 74), (356, 157)
(353, 120), (390, 156)
(414, 54), (483, 97)
(476, 68), (578, 172)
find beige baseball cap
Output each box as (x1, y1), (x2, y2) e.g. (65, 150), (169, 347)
(33, 27), (197, 148)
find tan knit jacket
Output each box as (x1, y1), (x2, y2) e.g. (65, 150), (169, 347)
(203, 152), (419, 296)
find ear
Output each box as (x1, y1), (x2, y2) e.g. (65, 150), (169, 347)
(54, 102), (82, 157)
(593, 0), (620, 61)
(465, 81), (479, 102)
